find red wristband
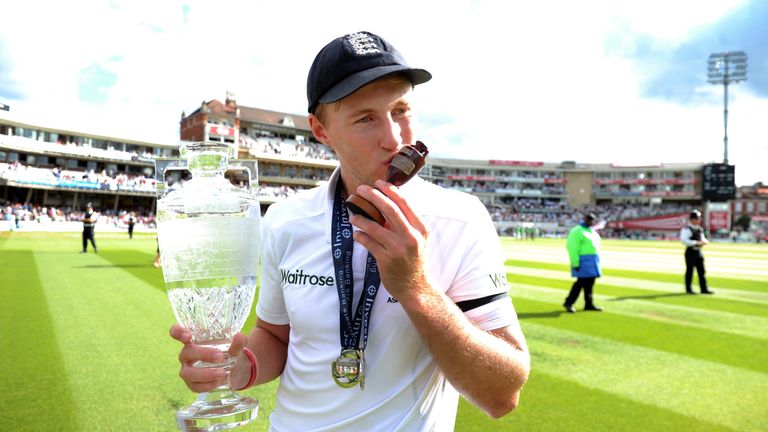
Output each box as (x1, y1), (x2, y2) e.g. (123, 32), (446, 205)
(237, 347), (258, 391)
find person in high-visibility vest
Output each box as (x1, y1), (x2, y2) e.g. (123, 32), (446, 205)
(563, 212), (602, 313)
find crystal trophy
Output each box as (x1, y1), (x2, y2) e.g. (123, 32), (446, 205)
(346, 141), (429, 225)
(155, 142), (260, 431)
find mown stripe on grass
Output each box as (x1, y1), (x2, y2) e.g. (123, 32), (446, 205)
(604, 238), (768, 258)
(502, 245), (768, 281)
(507, 272), (768, 318)
(456, 371), (734, 431)
(511, 297), (768, 374)
(603, 250), (768, 270)
(0, 251), (79, 431)
(520, 322), (768, 431)
(510, 283), (768, 340)
(502, 237), (768, 255)
(607, 255), (768, 280)
(90, 248), (166, 295)
(506, 264), (768, 305)
(604, 245), (768, 260)
(32, 238), (265, 431)
(34, 248), (188, 431)
(505, 259), (768, 293)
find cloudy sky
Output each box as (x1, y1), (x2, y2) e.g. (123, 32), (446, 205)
(1, 0), (765, 185)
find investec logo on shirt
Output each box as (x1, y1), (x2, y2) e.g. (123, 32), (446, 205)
(281, 268), (335, 287)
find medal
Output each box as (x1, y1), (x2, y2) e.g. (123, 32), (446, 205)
(330, 181), (379, 390)
(331, 349), (365, 389)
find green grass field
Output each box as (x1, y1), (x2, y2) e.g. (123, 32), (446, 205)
(1, 232), (766, 431)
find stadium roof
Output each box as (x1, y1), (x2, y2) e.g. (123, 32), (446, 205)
(0, 115), (178, 149)
(426, 157), (703, 172)
(187, 98), (310, 132)
(238, 106), (310, 131)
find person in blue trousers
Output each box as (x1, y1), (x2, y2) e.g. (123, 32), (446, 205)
(564, 212), (602, 313)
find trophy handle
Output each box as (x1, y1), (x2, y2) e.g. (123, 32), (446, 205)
(227, 159), (259, 195)
(154, 158), (187, 200)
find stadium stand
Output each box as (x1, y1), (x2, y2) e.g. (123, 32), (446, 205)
(2, 94), (766, 241)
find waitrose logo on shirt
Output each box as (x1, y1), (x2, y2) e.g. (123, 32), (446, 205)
(280, 268), (335, 287)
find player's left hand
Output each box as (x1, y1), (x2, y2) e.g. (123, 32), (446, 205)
(349, 180), (431, 301)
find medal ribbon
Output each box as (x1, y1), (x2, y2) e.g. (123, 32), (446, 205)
(331, 180), (381, 351)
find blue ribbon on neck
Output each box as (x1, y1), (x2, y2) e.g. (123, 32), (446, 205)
(331, 180), (381, 351)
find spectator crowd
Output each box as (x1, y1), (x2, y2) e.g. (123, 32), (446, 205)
(239, 135), (337, 160)
(1, 200), (156, 231)
(1, 161), (157, 193)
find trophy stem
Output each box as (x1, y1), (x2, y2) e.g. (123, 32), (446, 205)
(176, 355), (259, 431)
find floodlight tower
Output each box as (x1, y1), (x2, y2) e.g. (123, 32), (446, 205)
(707, 51), (747, 165)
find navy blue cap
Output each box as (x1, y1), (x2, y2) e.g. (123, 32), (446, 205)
(690, 209), (702, 219)
(307, 31), (432, 113)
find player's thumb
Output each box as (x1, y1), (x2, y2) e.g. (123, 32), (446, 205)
(229, 332), (247, 356)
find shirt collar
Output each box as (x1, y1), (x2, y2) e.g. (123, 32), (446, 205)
(323, 167), (425, 243)
(324, 168), (342, 244)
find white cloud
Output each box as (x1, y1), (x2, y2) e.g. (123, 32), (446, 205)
(608, 0), (747, 41)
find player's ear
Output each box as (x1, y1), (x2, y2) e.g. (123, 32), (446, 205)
(309, 114), (333, 150)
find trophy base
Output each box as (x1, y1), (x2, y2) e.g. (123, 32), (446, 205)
(176, 391), (259, 432)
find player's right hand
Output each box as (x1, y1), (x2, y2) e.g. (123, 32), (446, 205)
(169, 324), (247, 392)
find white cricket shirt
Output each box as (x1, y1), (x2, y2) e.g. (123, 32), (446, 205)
(257, 169), (516, 431)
